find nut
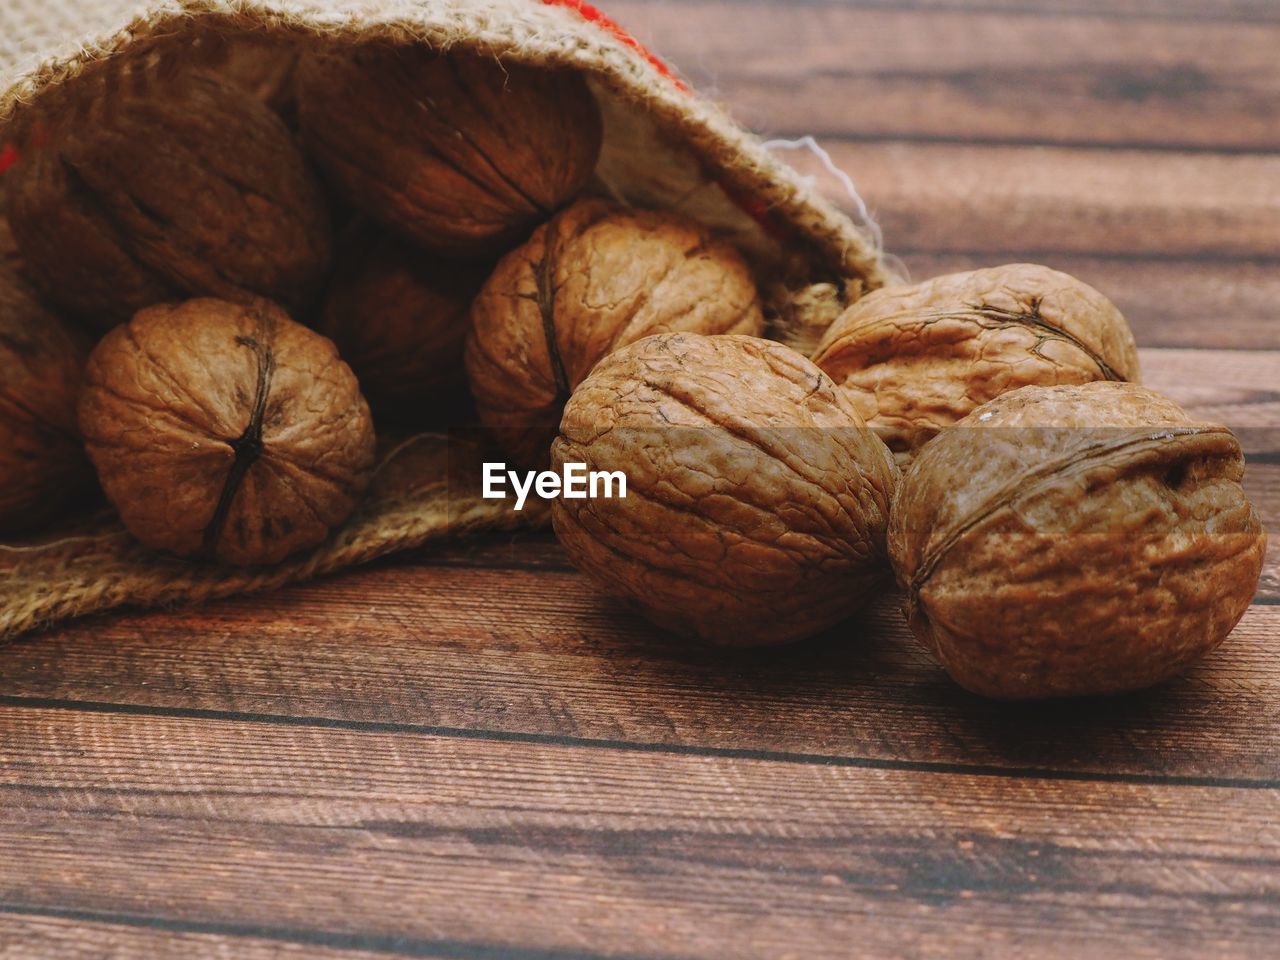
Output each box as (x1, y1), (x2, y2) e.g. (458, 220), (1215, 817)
(552, 332), (899, 646)
(79, 298), (376, 565)
(467, 200), (766, 466)
(5, 73), (332, 329)
(319, 228), (487, 423)
(215, 38), (302, 119)
(298, 47), (601, 257)
(0, 257), (93, 533)
(888, 381), (1266, 699)
(811, 264), (1140, 464)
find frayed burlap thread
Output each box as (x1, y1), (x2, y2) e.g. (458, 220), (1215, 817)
(0, 0), (889, 640)
(0, 436), (547, 641)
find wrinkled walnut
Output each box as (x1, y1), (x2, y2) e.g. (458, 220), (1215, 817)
(5, 73), (332, 329)
(467, 200), (765, 466)
(79, 298), (376, 566)
(812, 264), (1140, 464)
(320, 229), (487, 423)
(889, 381), (1266, 699)
(552, 333), (899, 646)
(0, 258), (93, 533)
(298, 47), (601, 257)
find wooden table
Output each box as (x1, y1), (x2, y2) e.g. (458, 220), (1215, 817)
(3, 2), (1278, 956)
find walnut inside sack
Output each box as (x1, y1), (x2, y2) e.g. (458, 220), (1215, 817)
(79, 298), (376, 566)
(215, 37), (303, 120)
(811, 264), (1140, 465)
(319, 229), (487, 424)
(5, 72), (332, 330)
(0, 257), (94, 533)
(298, 46), (602, 257)
(552, 332), (899, 647)
(467, 199), (766, 466)
(888, 381), (1266, 699)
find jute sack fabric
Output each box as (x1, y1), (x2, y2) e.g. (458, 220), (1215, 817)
(0, 0), (890, 641)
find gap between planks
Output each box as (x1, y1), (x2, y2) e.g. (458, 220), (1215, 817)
(0, 904), (628, 960)
(0, 693), (1275, 792)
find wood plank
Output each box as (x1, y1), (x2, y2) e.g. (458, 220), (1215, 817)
(1141, 349), (1280, 449)
(0, 912), (406, 960)
(4, 561), (1278, 780)
(777, 140), (1280, 259)
(899, 253), (1280, 350)
(622, 0), (1280, 22)
(2, 706), (1278, 959)
(609, 2), (1280, 149)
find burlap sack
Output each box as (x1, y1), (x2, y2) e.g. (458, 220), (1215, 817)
(0, 0), (890, 641)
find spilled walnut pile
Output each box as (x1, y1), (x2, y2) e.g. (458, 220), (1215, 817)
(0, 42), (1265, 699)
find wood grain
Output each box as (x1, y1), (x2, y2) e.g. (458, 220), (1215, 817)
(0, 913), (407, 960)
(782, 140), (1280, 259)
(630, 0), (1280, 21)
(2, 556), (1274, 782)
(2, 706), (1278, 960)
(608, 2), (1280, 149)
(1141, 350), (1280, 448)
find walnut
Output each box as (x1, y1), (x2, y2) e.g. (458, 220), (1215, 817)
(79, 298), (376, 566)
(811, 264), (1140, 465)
(297, 47), (601, 257)
(467, 200), (766, 466)
(5, 73), (332, 330)
(215, 38), (302, 120)
(0, 259), (94, 533)
(551, 332), (899, 646)
(888, 381), (1266, 699)
(319, 228), (487, 424)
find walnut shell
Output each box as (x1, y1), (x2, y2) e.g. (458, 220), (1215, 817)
(0, 260), (93, 533)
(5, 73), (332, 330)
(888, 382), (1266, 699)
(319, 229), (486, 424)
(811, 264), (1140, 464)
(298, 48), (601, 257)
(467, 200), (766, 466)
(79, 298), (376, 566)
(552, 333), (899, 647)
(216, 39), (302, 119)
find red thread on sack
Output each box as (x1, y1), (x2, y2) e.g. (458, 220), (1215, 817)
(0, 143), (19, 174)
(540, 0), (688, 92)
(541, 0), (788, 242)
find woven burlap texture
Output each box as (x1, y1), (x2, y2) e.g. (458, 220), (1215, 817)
(0, 0), (888, 641)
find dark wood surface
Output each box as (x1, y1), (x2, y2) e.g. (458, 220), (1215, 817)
(3, 2), (1278, 957)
